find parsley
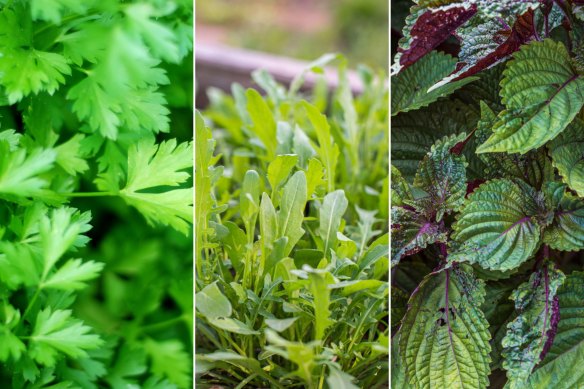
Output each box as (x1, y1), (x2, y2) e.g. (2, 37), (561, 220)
(0, 1), (193, 387)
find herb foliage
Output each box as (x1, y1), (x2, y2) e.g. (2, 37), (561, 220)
(0, 1), (193, 387)
(392, 1), (584, 388)
(195, 59), (389, 387)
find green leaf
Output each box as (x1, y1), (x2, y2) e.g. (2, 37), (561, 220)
(246, 88), (277, 158)
(0, 142), (56, 199)
(392, 100), (478, 181)
(305, 267), (333, 341)
(391, 337), (413, 389)
(549, 117), (584, 197)
(119, 88), (170, 134)
(265, 317), (298, 332)
(391, 165), (413, 206)
(543, 191), (584, 251)
(43, 259), (104, 290)
(40, 207), (92, 276)
(522, 272), (584, 387)
(303, 101), (339, 192)
(265, 329), (319, 385)
(30, 0), (90, 23)
(277, 171), (307, 257)
(392, 50), (478, 115)
(501, 263), (565, 387)
(399, 266), (491, 389)
(477, 39), (584, 154)
(476, 102), (553, 189)
(391, 207), (447, 266)
(67, 76), (121, 139)
(143, 339), (191, 388)
(0, 48), (71, 104)
(124, 4), (180, 63)
(451, 179), (542, 271)
(414, 133), (468, 220)
(267, 154), (298, 193)
(240, 170), (261, 229)
(120, 139), (193, 234)
(195, 282), (232, 320)
(29, 309), (102, 366)
(327, 365), (359, 389)
(210, 318), (260, 335)
(319, 190), (348, 258)
(54, 134), (89, 175)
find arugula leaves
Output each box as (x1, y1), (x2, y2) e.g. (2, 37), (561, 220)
(196, 59), (389, 387)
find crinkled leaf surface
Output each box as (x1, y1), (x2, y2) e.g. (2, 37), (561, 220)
(477, 39), (584, 154)
(522, 272), (584, 387)
(451, 179), (542, 271)
(543, 191), (584, 251)
(399, 266), (491, 389)
(549, 118), (584, 197)
(391, 207), (447, 266)
(392, 50), (478, 115)
(414, 134), (468, 220)
(501, 263), (565, 387)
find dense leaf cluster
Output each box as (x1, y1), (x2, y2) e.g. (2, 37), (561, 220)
(0, 1), (193, 387)
(392, 1), (584, 388)
(195, 59), (389, 387)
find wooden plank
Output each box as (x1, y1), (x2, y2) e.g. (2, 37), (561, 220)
(195, 43), (364, 107)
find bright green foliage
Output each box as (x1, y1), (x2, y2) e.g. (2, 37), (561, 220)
(0, 0), (193, 386)
(119, 139), (193, 235)
(451, 179), (542, 271)
(392, 5), (584, 387)
(501, 263), (565, 387)
(399, 266), (491, 389)
(478, 40), (584, 154)
(197, 60), (388, 387)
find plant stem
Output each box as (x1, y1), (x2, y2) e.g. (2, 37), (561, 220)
(141, 315), (186, 333)
(22, 288), (41, 321)
(60, 191), (115, 197)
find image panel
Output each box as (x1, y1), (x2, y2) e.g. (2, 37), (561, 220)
(0, 1), (193, 387)
(391, 2), (584, 389)
(195, 0), (389, 387)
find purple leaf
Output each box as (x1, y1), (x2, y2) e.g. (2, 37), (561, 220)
(397, 4), (478, 70)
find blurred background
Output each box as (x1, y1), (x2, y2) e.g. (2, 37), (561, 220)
(196, 0), (388, 68)
(195, 0), (388, 107)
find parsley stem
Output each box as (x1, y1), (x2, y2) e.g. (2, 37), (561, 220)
(60, 192), (114, 198)
(141, 315), (186, 332)
(22, 288), (41, 321)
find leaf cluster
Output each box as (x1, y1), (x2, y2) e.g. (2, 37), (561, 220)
(196, 58), (390, 387)
(392, 1), (584, 388)
(0, 1), (193, 387)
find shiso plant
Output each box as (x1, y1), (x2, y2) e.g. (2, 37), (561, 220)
(392, 1), (584, 388)
(195, 58), (389, 387)
(0, 1), (193, 387)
